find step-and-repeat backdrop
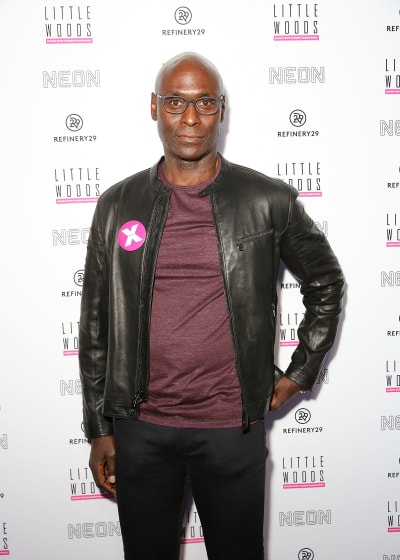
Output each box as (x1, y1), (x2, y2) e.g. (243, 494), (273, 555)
(1, 1), (399, 559)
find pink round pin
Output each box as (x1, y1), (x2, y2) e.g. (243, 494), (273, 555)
(118, 220), (146, 252)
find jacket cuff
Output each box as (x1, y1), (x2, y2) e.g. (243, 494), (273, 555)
(284, 368), (315, 391)
(82, 416), (114, 439)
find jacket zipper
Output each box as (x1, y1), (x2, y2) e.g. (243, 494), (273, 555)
(133, 188), (171, 415)
(209, 192), (249, 430)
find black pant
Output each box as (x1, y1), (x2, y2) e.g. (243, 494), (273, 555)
(114, 418), (267, 560)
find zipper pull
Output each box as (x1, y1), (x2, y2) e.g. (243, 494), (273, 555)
(130, 390), (144, 415)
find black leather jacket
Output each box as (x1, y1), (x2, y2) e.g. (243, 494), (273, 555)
(79, 156), (344, 438)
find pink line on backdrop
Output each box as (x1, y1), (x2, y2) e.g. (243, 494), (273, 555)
(386, 388), (400, 392)
(0, 552), (10, 556)
(280, 341), (299, 347)
(283, 482), (325, 489)
(46, 38), (93, 44)
(71, 494), (114, 501)
(385, 89), (400, 94)
(386, 242), (400, 247)
(56, 198), (98, 204)
(274, 35), (319, 41)
(388, 527), (400, 532)
(63, 350), (79, 356)
(299, 192), (322, 197)
(181, 538), (205, 544)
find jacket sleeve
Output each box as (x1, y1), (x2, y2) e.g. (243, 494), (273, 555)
(79, 204), (114, 438)
(279, 196), (344, 390)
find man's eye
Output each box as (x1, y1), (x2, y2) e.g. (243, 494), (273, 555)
(199, 98), (211, 107)
(168, 97), (184, 107)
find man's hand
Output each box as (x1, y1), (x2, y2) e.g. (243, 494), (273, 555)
(89, 435), (117, 496)
(270, 376), (304, 411)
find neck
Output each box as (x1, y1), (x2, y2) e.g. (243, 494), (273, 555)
(162, 152), (220, 187)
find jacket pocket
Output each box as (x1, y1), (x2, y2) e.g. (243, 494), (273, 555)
(235, 229), (273, 251)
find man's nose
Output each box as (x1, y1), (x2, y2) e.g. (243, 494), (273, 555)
(181, 101), (201, 125)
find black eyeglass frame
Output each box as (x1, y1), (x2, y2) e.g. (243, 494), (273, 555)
(156, 94), (224, 115)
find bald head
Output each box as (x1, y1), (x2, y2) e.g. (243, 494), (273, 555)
(155, 52), (224, 96)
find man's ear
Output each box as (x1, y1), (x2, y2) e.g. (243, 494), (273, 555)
(151, 92), (157, 121)
(220, 95), (225, 123)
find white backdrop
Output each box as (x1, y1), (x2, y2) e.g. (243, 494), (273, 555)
(1, 1), (399, 559)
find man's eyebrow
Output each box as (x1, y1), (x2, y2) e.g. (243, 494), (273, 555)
(163, 92), (214, 97)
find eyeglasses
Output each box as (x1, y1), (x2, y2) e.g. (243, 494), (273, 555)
(156, 94), (224, 115)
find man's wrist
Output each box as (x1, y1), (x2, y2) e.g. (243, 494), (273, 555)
(285, 374), (307, 393)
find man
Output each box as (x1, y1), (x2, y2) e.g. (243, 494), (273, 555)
(79, 52), (344, 560)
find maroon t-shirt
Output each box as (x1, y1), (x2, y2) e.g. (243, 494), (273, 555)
(139, 161), (242, 428)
